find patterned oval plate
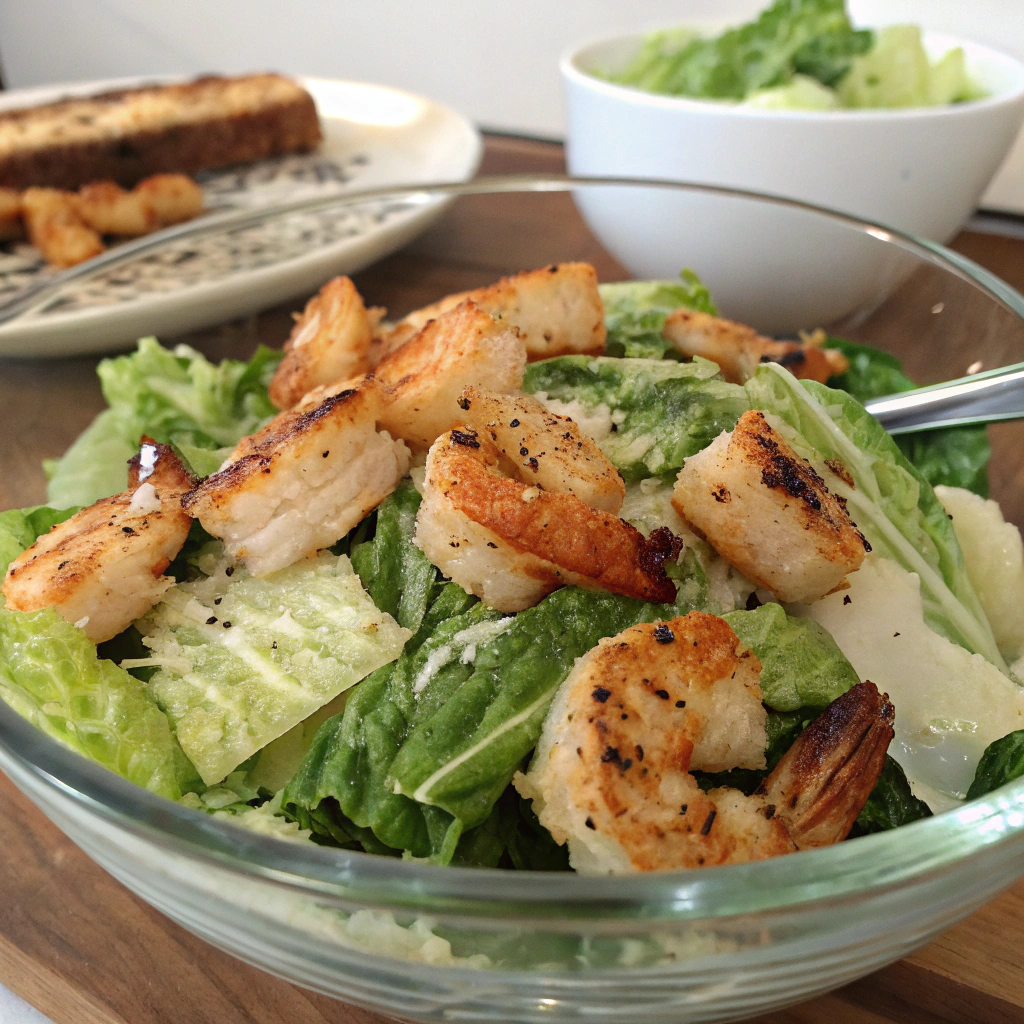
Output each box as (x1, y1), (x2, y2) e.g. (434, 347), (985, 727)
(0, 77), (481, 358)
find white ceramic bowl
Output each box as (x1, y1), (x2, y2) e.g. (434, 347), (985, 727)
(561, 29), (1024, 331)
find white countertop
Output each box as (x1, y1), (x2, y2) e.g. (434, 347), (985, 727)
(0, 986), (54, 1024)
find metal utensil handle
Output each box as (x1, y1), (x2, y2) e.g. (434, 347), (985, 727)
(865, 361), (1024, 434)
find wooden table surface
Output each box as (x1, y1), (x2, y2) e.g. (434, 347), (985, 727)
(3, 134), (1024, 1024)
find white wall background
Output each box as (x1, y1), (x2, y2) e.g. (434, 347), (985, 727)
(2, 0), (1022, 137)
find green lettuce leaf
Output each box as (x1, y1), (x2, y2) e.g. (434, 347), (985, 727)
(0, 504), (80, 576)
(0, 607), (184, 799)
(826, 336), (990, 496)
(850, 755), (932, 834)
(724, 602), (860, 711)
(388, 586), (698, 833)
(966, 729), (1024, 800)
(523, 356), (748, 482)
(350, 482), (443, 634)
(607, 0), (861, 100)
(46, 338), (281, 508)
(745, 363), (1002, 668)
(284, 586), (501, 861)
(138, 550), (411, 785)
(599, 272), (717, 359)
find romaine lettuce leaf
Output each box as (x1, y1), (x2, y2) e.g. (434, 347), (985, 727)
(724, 601), (860, 711)
(138, 550), (411, 785)
(388, 585), (699, 832)
(599, 271), (717, 359)
(46, 338), (281, 508)
(523, 356), (748, 482)
(350, 482), (443, 634)
(966, 730), (1024, 800)
(0, 607), (184, 799)
(745, 363), (1003, 669)
(0, 504), (80, 575)
(826, 336), (990, 496)
(850, 755), (932, 834)
(607, 0), (864, 100)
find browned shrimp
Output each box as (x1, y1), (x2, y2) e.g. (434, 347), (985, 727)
(21, 187), (104, 267)
(416, 403), (678, 612)
(516, 614), (894, 874)
(672, 411), (868, 603)
(75, 180), (158, 236)
(662, 309), (849, 384)
(3, 441), (193, 642)
(378, 262), (606, 361)
(183, 376), (410, 576)
(268, 276), (381, 410)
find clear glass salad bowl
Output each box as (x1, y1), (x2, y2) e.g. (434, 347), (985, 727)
(3, 177), (1024, 1024)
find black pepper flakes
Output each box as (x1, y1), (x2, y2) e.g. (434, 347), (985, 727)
(321, 450), (330, 458)
(223, 621), (232, 628)
(585, 817), (595, 830)
(654, 689), (670, 700)
(457, 396), (471, 411)
(510, 418), (519, 427)
(635, 744), (644, 761)
(843, 595), (852, 605)
(700, 809), (717, 836)
(601, 746), (621, 764)
(225, 567), (235, 577)
(653, 624), (675, 645)
(679, 804), (688, 815)
(675, 700), (686, 709)
(206, 616), (217, 625)
(519, 446), (529, 456)
(591, 686), (611, 703)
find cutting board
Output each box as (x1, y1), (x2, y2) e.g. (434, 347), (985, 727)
(4, 135), (1024, 1024)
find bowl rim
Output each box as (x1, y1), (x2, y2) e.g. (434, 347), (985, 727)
(5, 173), (1024, 924)
(560, 27), (1024, 120)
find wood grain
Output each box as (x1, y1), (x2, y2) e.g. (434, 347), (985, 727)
(2, 133), (1024, 1024)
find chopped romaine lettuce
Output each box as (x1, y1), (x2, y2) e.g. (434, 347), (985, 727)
(826, 336), (990, 496)
(838, 25), (979, 109)
(745, 363), (1003, 668)
(850, 755), (932, 834)
(599, 271), (717, 359)
(0, 504), (80, 576)
(607, 0), (862, 101)
(0, 607), (185, 799)
(966, 730), (1024, 800)
(744, 74), (840, 109)
(350, 482), (443, 634)
(524, 356), (748, 481)
(46, 338), (281, 508)
(724, 602), (860, 711)
(137, 550), (411, 785)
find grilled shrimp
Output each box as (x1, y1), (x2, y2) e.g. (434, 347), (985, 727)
(672, 411), (868, 603)
(75, 180), (158, 236)
(515, 613), (894, 874)
(268, 276), (382, 410)
(379, 263), (606, 361)
(662, 309), (849, 385)
(415, 390), (678, 612)
(374, 299), (527, 451)
(3, 441), (193, 643)
(183, 376), (410, 576)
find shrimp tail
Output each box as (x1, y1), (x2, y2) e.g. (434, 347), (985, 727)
(760, 681), (895, 849)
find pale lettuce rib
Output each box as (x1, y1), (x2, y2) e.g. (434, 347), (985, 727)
(138, 551), (411, 785)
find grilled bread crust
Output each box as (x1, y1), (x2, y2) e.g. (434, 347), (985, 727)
(0, 74), (322, 190)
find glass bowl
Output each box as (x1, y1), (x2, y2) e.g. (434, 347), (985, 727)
(3, 177), (1024, 1024)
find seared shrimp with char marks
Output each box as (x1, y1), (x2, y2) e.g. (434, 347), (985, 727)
(515, 613), (894, 874)
(456, 386), (625, 513)
(268, 276), (383, 410)
(663, 309), (849, 384)
(183, 376), (410, 576)
(415, 390), (678, 612)
(375, 299), (527, 451)
(379, 262), (606, 361)
(672, 410), (868, 603)
(4, 440), (193, 643)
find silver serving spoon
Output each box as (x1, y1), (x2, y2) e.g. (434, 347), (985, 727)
(865, 361), (1024, 434)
